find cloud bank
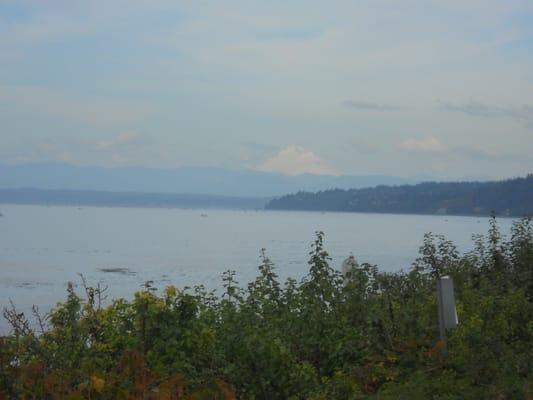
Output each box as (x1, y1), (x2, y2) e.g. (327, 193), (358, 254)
(400, 136), (448, 153)
(343, 100), (401, 111)
(95, 132), (140, 151)
(0, 1), (532, 177)
(440, 102), (533, 121)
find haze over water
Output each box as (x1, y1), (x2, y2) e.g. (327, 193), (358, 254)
(0, 204), (513, 333)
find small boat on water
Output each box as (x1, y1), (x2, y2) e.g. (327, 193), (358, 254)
(200, 213), (208, 218)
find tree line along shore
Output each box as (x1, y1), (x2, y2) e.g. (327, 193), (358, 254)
(266, 175), (533, 217)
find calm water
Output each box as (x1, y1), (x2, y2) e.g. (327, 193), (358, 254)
(0, 205), (513, 333)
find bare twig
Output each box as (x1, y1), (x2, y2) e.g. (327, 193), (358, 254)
(32, 305), (49, 335)
(96, 282), (108, 310)
(3, 300), (34, 337)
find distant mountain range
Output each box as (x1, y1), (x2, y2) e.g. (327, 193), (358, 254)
(0, 188), (268, 210)
(0, 162), (417, 197)
(3, 163), (517, 215)
(266, 175), (533, 217)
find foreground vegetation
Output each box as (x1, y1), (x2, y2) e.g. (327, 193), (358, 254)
(1, 217), (532, 399)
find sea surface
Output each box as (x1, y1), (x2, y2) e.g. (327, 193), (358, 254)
(0, 204), (514, 334)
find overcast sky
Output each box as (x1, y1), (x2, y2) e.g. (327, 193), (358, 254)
(1, 1), (532, 178)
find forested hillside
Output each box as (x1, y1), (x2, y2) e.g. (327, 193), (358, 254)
(266, 175), (533, 217)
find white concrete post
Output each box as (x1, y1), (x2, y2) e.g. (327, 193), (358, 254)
(437, 276), (458, 353)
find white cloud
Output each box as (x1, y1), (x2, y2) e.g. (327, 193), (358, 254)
(0, 85), (153, 127)
(95, 132), (140, 150)
(400, 136), (448, 153)
(31, 132), (142, 166)
(255, 145), (340, 176)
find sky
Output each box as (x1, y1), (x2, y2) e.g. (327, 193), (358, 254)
(1, 0), (533, 179)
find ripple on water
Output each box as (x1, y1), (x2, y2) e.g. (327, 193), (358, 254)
(98, 267), (137, 276)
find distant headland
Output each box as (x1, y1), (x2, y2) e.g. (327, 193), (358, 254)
(266, 175), (533, 217)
